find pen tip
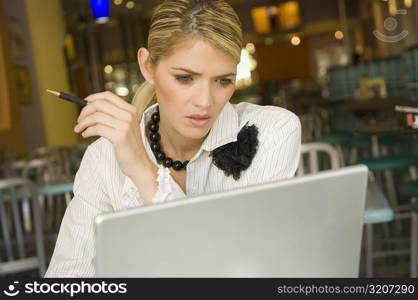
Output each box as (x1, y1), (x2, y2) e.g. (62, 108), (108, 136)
(46, 89), (60, 96)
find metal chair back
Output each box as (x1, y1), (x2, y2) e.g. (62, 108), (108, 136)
(297, 142), (341, 176)
(0, 178), (46, 276)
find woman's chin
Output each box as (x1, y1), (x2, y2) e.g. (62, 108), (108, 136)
(182, 126), (211, 140)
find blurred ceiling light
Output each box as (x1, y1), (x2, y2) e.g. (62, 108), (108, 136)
(264, 37), (274, 45)
(404, 0), (413, 7)
(277, 1), (301, 30)
(114, 0), (123, 5)
(388, 0), (398, 16)
(126, 1), (135, 9)
(115, 85), (130, 97)
(251, 7), (272, 34)
(90, 0), (110, 23)
(291, 36), (301, 46)
(104, 65), (113, 74)
(335, 30), (344, 40)
(96, 17), (109, 24)
(245, 42), (256, 54)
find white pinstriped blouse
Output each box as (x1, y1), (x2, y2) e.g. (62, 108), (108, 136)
(45, 101), (301, 277)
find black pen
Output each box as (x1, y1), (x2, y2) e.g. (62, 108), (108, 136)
(46, 89), (87, 107)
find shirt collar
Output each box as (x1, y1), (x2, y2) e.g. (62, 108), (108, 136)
(200, 102), (239, 152)
(140, 102), (239, 156)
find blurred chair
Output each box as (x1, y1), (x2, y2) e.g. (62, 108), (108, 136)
(311, 109), (363, 166)
(299, 114), (323, 143)
(359, 156), (418, 229)
(21, 159), (55, 233)
(36, 182), (73, 261)
(4, 158), (70, 237)
(63, 143), (88, 176)
(0, 178), (46, 276)
(359, 160), (418, 278)
(363, 173), (398, 278)
(22, 158), (73, 236)
(22, 159), (54, 184)
(296, 142), (340, 176)
(412, 204), (418, 278)
(29, 146), (68, 180)
(29, 144), (88, 180)
(296, 142), (405, 277)
(1, 160), (27, 178)
(399, 182), (418, 277)
(0, 149), (21, 164)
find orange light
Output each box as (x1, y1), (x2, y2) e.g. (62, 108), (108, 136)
(251, 7), (271, 34)
(335, 30), (344, 40)
(126, 1), (135, 9)
(291, 36), (301, 46)
(245, 43), (256, 54)
(388, 0), (398, 16)
(65, 34), (75, 60)
(404, 0), (413, 7)
(277, 1), (301, 30)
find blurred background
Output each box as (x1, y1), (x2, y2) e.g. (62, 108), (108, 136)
(1, 0), (418, 278)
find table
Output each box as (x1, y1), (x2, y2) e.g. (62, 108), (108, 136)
(346, 98), (418, 112)
(355, 120), (418, 157)
(355, 121), (418, 136)
(295, 97), (418, 110)
(363, 180), (394, 224)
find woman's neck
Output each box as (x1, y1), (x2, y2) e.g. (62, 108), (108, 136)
(157, 118), (205, 162)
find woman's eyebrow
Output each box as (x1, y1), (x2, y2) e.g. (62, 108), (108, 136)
(171, 67), (236, 77)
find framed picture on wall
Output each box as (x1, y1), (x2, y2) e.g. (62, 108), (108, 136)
(14, 66), (32, 105)
(8, 19), (27, 63)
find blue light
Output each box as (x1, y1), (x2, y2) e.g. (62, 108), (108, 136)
(90, 0), (110, 23)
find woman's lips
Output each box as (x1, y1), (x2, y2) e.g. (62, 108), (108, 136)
(186, 116), (211, 127)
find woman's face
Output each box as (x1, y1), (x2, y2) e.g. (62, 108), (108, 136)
(149, 39), (237, 141)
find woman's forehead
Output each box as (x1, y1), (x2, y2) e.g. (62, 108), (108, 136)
(157, 39), (237, 74)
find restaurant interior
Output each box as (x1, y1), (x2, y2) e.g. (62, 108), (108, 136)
(1, 0), (418, 278)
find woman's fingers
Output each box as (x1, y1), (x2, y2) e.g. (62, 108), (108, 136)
(74, 112), (126, 133)
(75, 91), (140, 146)
(80, 124), (117, 141)
(78, 98), (133, 124)
(85, 91), (137, 114)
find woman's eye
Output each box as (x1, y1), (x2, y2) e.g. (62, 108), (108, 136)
(175, 75), (192, 83)
(175, 75), (233, 86)
(218, 78), (233, 86)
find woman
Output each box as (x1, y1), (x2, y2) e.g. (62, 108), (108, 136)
(45, 0), (301, 277)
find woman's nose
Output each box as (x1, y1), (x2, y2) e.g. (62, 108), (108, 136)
(192, 83), (213, 108)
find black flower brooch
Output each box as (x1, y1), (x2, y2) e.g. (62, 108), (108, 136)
(210, 122), (259, 180)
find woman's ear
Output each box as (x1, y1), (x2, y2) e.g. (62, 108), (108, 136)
(137, 47), (154, 85)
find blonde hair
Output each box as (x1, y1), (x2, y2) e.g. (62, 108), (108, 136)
(132, 0), (243, 118)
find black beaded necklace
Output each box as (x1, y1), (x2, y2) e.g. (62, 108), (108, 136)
(148, 107), (189, 171)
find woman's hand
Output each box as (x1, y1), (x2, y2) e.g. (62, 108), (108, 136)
(74, 91), (151, 177)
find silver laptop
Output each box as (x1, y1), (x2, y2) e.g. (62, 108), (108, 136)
(95, 164), (368, 277)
